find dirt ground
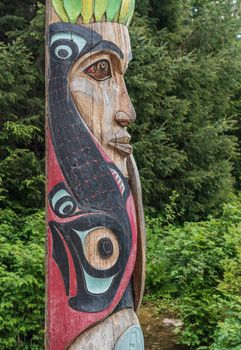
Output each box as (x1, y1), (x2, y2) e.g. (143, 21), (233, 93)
(138, 304), (188, 350)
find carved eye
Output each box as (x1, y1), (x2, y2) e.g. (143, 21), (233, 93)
(51, 189), (77, 216)
(83, 228), (119, 270)
(54, 45), (73, 59)
(84, 59), (112, 81)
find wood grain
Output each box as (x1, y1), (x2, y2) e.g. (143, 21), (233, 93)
(68, 309), (140, 350)
(84, 228), (119, 271)
(127, 154), (146, 311)
(69, 22), (133, 177)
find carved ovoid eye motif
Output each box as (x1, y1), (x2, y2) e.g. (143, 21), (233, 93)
(51, 188), (77, 217)
(84, 59), (112, 81)
(55, 45), (72, 59)
(84, 228), (119, 270)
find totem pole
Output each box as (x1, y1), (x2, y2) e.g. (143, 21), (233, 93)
(46, 1), (146, 349)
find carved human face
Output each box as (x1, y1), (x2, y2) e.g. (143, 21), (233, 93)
(69, 22), (136, 175)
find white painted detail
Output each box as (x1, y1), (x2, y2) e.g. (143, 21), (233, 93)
(55, 45), (72, 59)
(110, 168), (125, 195)
(51, 32), (86, 54)
(51, 189), (70, 209)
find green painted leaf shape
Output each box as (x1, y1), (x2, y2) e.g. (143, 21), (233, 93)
(119, 0), (135, 25)
(52, 0), (69, 22)
(81, 0), (93, 24)
(126, 0), (135, 26)
(106, 0), (122, 21)
(94, 0), (109, 21)
(63, 0), (82, 23)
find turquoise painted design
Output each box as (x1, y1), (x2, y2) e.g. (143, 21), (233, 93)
(51, 189), (70, 209)
(83, 268), (115, 294)
(58, 200), (74, 214)
(115, 325), (144, 350)
(50, 32), (86, 54)
(74, 228), (90, 244)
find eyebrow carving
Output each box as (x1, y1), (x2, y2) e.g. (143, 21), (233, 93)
(90, 41), (124, 60)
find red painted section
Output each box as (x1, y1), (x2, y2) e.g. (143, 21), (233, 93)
(47, 131), (138, 350)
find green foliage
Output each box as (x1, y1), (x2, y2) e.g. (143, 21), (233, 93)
(0, 3), (45, 211)
(209, 297), (241, 350)
(146, 196), (241, 348)
(0, 210), (45, 349)
(209, 201), (241, 350)
(0, 3), (45, 345)
(135, 0), (181, 30)
(127, 1), (241, 220)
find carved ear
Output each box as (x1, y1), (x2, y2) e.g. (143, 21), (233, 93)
(126, 154), (146, 311)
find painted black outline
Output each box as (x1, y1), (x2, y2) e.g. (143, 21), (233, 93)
(48, 22), (133, 313)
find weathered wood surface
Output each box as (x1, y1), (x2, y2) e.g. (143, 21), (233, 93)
(46, 1), (145, 349)
(69, 21), (134, 177)
(127, 154), (146, 311)
(68, 309), (140, 350)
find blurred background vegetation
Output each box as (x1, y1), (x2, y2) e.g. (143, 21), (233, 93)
(0, 0), (241, 349)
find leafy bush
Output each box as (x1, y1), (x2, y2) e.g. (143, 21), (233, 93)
(146, 195), (241, 349)
(0, 210), (45, 350)
(210, 296), (241, 350)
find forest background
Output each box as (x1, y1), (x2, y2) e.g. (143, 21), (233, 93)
(0, 0), (241, 349)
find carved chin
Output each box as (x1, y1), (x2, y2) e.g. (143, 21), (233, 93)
(108, 142), (133, 157)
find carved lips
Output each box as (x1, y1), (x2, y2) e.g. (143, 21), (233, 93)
(109, 129), (133, 156)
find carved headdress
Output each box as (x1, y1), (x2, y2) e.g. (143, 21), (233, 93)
(52, 0), (135, 26)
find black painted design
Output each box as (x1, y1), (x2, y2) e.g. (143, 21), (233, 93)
(90, 40), (124, 59)
(98, 238), (114, 259)
(114, 280), (134, 312)
(48, 23), (133, 312)
(51, 225), (70, 296)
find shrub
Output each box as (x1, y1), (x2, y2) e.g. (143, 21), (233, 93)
(146, 195), (241, 349)
(0, 210), (45, 350)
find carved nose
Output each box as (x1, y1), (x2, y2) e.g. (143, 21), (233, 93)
(114, 111), (136, 127)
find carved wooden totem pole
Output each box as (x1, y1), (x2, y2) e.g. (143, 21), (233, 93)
(46, 1), (146, 349)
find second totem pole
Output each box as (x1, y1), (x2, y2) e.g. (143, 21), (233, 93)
(46, 1), (146, 349)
